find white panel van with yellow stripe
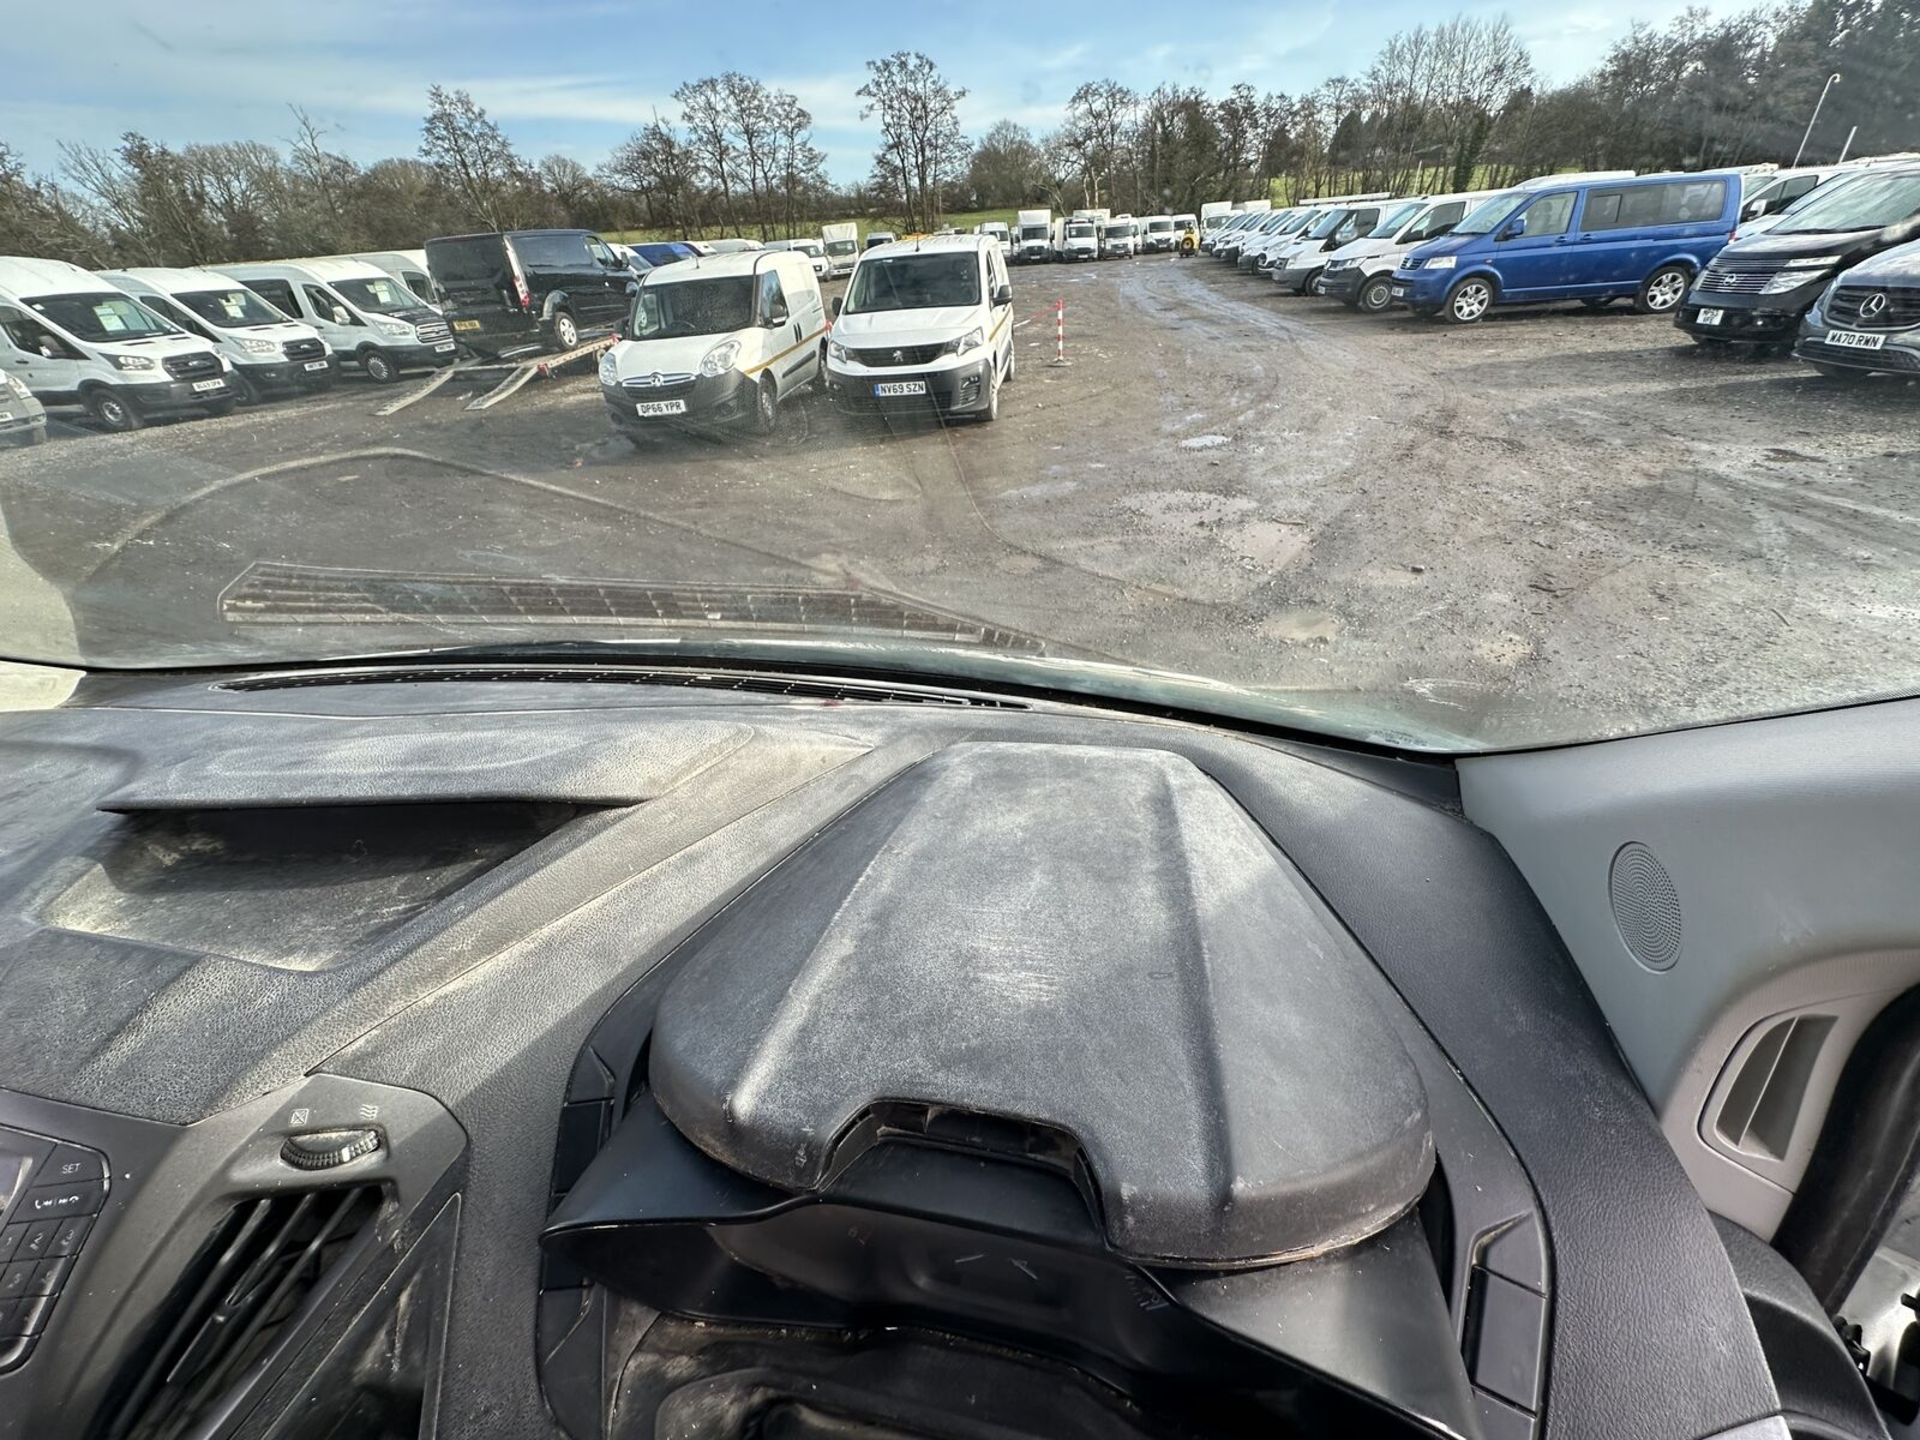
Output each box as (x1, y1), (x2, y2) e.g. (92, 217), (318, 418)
(599, 250), (828, 438)
(825, 235), (1015, 423)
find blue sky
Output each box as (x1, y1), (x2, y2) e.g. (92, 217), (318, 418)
(5, 0), (1701, 184)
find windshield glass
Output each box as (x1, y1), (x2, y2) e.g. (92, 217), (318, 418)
(174, 287), (286, 329)
(846, 252), (980, 311)
(1773, 172), (1920, 233)
(1373, 202), (1424, 238)
(7, 10), (1920, 756)
(631, 276), (754, 337)
(1453, 192), (1527, 236)
(28, 293), (178, 341)
(331, 276), (422, 313)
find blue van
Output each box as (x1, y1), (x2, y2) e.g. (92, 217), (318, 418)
(1391, 171), (1741, 323)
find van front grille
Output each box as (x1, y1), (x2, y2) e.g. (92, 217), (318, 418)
(162, 351), (220, 380)
(282, 338), (327, 362)
(850, 344), (948, 367)
(1825, 286), (1920, 329)
(415, 320), (451, 343)
(1695, 265), (1776, 294)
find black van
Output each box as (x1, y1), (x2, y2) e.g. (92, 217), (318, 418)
(426, 229), (637, 358)
(1675, 167), (1920, 347)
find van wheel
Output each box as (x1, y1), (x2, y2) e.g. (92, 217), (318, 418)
(553, 310), (580, 350)
(751, 376), (779, 435)
(230, 369), (263, 405)
(1636, 265), (1691, 315)
(362, 349), (399, 384)
(1443, 277), (1495, 324)
(1004, 343), (1017, 384)
(979, 368), (1000, 423)
(87, 389), (142, 432)
(1356, 275), (1396, 314)
(815, 345), (829, 394)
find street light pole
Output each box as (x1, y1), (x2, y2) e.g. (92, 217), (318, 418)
(1793, 73), (1842, 167)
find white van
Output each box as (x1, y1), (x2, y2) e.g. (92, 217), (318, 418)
(100, 267), (335, 402)
(599, 249), (827, 437)
(821, 223), (860, 277)
(1100, 217), (1140, 259)
(346, 251), (437, 306)
(825, 234), (1015, 424)
(1052, 215), (1098, 262)
(1141, 216), (1177, 252)
(766, 238), (831, 279)
(976, 220), (1012, 257)
(0, 256), (236, 432)
(1318, 190), (1499, 312)
(217, 259), (455, 384)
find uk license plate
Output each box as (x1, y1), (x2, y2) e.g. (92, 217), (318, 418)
(452, 319), (482, 332)
(636, 399), (687, 416)
(873, 380), (927, 397)
(1696, 308), (1725, 325)
(434, 342), (457, 353)
(0, 412), (11, 424)
(303, 360), (329, 372)
(1825, 328), (1885, 351)
(191, 378), (225, 393)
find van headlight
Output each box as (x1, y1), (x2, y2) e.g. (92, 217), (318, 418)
(598, 350), (620, 385)
(1422, 255), (1457, 271)
(828, 340), (848, 362)
(4, 374), (30, 398)
(239, 336), (279, 355)
(1762, 268), (1826, 294)
(944, 327), (984, 357)
(111, 354), (157, 371)
(699, 338), (742, 376)
(373, 319), (414, 339)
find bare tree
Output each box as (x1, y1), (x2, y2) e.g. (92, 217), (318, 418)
(675, 76), (739, 230)
(420, 85), (526, 230)
(1061, 80), (1138, 209)
(858, 51), (968, 232)
(601, 117), (705, 233)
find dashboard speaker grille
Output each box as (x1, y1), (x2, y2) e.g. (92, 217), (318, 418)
(1609, 842), (1682, 971)
(104, 1185), (381, 1440)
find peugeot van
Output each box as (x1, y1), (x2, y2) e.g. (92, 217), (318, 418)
(220, 258), (455, 382)
(1393, 171), (1740, 323)
(1793, 237), (1920, 379)
(1676, 166), (1920, 348)
(826, 235), (1015, 423)
(100, 267), (334, 402)
(1319, 191), (1497, 312)
(0, 256), (235, 431)
(424, 229), (633, 360)
(600, 250), (828, 438)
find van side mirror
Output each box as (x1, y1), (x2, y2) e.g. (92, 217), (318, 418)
(1498, 216), (1528, 241)
(766, 299), (789, 326)
(1742, 198), (1768, 221)
(831, 296), (843, 319)
(991, 283), (1013, 306)
(1429, 223), (1456, 240)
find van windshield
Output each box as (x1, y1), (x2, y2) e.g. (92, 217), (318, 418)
(845, 252), (982, 312)
(333, 277), (423, 314)
(174, 287), (286, 329)
(1772, 172), (1920, 234)
(1148, 220), (1174, 233)
(824, 239), (858, 257)
(1067, 223), (1095, 239)
(28, 293), (178, 342)
(1019, 225), (1048, 241)
(631, 276), (754, 338)
(1372, 202), (1425, 238)
(1453, 192), (1527, 236)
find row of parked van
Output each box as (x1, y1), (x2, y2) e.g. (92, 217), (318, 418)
(1198, 161), (1920, 379)
(0, 251), (459, 438)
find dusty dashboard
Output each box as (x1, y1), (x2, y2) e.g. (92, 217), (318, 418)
(0, 664), (1791, 1440)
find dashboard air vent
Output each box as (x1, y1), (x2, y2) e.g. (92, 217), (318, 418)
(216, 666), (1029, 709)
(104, 1186), (382, 1440)
(1714, 1014), (1836, 1162)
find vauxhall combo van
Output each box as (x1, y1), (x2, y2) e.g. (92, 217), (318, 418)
(1392, 171), (1741, 323)
(0, 256), (235, 431)
(599, 250), (828, 438)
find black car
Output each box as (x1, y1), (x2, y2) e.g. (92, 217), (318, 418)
(1675, 167), (1920, 348)
(425, 229), (637, 359)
